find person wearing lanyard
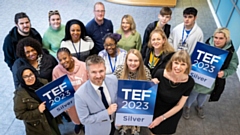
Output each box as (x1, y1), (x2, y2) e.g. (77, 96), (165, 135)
(114, 49), (152, 135)
(168, 7), (204, 55)
(98, 33), (127, 74)
(60, 19), (94, 62)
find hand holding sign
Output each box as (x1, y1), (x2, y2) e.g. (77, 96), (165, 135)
(218, 71), (224, 78)
(38, 101), (46, 113)
(107, 103), (118, 115)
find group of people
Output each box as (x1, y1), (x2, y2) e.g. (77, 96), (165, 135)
(3, 1), (239, 135)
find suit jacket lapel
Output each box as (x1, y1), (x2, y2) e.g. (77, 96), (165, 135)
(105, 76), (115, 104)
(86, 81), (104, 109)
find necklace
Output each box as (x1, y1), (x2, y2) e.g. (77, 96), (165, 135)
(168, 79), (181, 88)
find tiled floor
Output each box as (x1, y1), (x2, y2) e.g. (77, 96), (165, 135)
(0, 0), (239, 135)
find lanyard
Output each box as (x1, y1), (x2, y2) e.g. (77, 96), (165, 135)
(108, 54), (117, 73)
(72, 40), (81, 60)
(181, 27), (192, 45)
(150, 50), (161, 68)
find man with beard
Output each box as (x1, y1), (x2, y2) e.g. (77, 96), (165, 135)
(3, 12), (42, 70)
(75, 55), (118, 135)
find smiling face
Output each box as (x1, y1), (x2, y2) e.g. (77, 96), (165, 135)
(87, 63), (106, 86)
(70, 24), (81, 43)
(151, 32), (165, 50)
(57, 51), (73, 70)
(121, 18), (131, 32)
(24, 46), (38, 61)
(213, 33), (227, 48)
(94, 4), (105, 23)
(22, 69), (36, 86)
(104, 37), (117, 57)
(127, 53), (140, 72)
(16, 17), (31, 35)
(49, 14), (61, 30)
(171, 60), (188, 76)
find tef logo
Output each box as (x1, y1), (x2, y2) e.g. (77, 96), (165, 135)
(122, 89), (152, 101)
(42, 82), (67, 100)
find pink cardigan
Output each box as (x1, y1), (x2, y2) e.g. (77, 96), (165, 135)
(52, 57), (88, 124)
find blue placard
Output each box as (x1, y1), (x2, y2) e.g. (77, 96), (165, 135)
(190, 42), (228, 88)
(115, 80), (157, 127)
(36, 75), (75, 117)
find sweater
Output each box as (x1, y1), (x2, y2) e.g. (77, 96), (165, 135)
(116, 29), (142, 51)
(168, 22), (204, 55)
(42, 25), (65, 57)
(60, 36), (94, 62)
(52, 57), (88, 124)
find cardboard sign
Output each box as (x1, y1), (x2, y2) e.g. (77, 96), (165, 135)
(115, 80), (158, 127)
(190, 42), (229, 88)
(36, 75), (75, 117)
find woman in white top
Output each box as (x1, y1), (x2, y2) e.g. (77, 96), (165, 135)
(61, 19), (94, 61)
(98, 33), (127, 74)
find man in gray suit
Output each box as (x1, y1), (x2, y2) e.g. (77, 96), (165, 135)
(75, 55), (118, 135)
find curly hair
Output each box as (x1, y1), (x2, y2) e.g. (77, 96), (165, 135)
(16, 37), (43, 58)
(62, 19), (87, 41)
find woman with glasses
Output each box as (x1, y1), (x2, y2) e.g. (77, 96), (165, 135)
(12, 37), (58, 88)
(13, 65), (61, 135)
(183, 28), (239, 120)
(61, 19), (94, 62)
(98, 33), (127, 74)
(116, 14), (142, 51)
(42, 10), (65, 57)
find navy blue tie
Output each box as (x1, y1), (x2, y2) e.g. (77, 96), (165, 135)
(98, 87), (109, 109)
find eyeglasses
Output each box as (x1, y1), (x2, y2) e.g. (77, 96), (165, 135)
(22, 73), (34, 79)
(104, 44), (115, 48)
(94, 10), (105, 13)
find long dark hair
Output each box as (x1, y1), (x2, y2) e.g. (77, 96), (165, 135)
(62, 19), (87, 41)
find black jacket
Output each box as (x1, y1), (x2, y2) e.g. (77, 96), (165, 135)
(206, 38), (235, 102)
(12, 52), (57, 88)
(141, 21), (171, 59)
(2, 26), (42, 70)
(144, 48), (174, 76)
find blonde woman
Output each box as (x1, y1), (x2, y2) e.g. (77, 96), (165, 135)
(116, 15), (142, 51)
(183, 28), (239, 119)
(114, 49), (151, 135)
(144, 28), (175, 76)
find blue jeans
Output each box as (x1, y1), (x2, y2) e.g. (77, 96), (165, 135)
(185, 91), (208, 108)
